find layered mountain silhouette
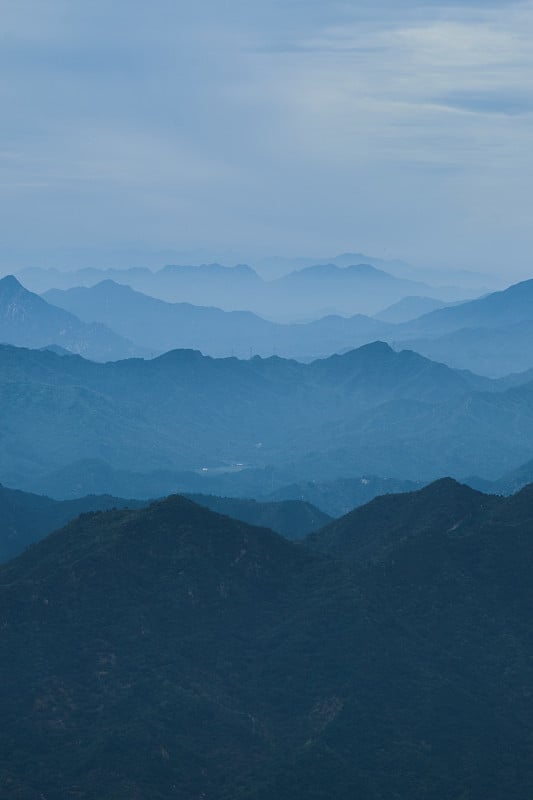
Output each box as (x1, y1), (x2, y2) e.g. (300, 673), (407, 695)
(1, 481), (533, 798)
(2, 341), (533, 497)
(43, 280), (392, 359)
(374, 294), (451, 323)
(36, 272), (533, 375)
(0, 484), (145, 563)
(0, 275), (143, 360)
(395, 279), (533, 376)
(0, 483), (330, 563)
(18, 260), (470, 320)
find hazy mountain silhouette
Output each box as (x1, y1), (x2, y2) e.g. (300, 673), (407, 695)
(44, 279), (393, 359)
(375, 295), (451, 323)
(19, 261), (470, 320)
(398, 319), (533, 377)
(391, 279), (533, 376)
(1, 482), (533, 797)
(401, 279), (533, 336)
(0, 275), (143, 360)
(38, 273), (533, 374)
(26, 458), (296, 502)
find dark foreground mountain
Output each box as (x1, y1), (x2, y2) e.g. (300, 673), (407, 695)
(1, 483), (533, 798)
(0, 483), (329, 563)
(2, 341), (533, 493)
(0, 275), (142, 361)
(307, 478), (497, 561)
(0, 485), (146, 563)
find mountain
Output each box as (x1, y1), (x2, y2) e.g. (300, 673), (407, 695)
(0, 482), (329, 563)
(25, 458), (297, 502)
(0, 484), (145, 563)
(377, 278), (533, 376)
(465, 455), (533, 497)
(41, 275), (533, 373)
(183, 494), (332, 539)
(2, 340), (532, 495)
(43, 280), (392, 359)
(1, 484), (533, 797)
(307, 478), (495, 562)
(0, 275), (142, 361)
(400, 278), (533, 337)
(267, 475), (425, 517)
(3, 340), (524, 496)
(21, 261), (469, 321)
(272, 263), (435, 317)
(397, 318), (533, 378)
(22, 457), (423, 517)
(375, 295), (451, 323)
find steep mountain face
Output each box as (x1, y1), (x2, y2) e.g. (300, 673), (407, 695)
(0, 484), (145, 563)
(183, 494), (332, 540)
(1, 485), (533, 798)
(0, 275), (142, 361)
(43, 280), (393, 360)
(1, 341), (532, 494)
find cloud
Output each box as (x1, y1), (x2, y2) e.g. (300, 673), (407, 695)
(0, 0), (531, 275)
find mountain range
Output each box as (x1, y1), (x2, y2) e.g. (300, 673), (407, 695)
(19, 271), (533, 375)
(18, 261), (474, 320)
(43, 279), (393, 360)
(3, 340), (533, 498)
(0, 274), (142, 361)
(4, 274), (533, 376)
(0, 484), (145, 563)
(1, 479), (532, 798)
(392, 279), (533, 376)
(0, 483), (330, 564)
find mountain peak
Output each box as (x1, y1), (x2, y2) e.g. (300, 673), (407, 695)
(0, 274), (25, 294)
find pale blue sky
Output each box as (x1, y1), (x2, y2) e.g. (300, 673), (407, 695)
(1, 0), (532, 277)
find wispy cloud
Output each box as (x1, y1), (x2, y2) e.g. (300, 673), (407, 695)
(0, 0), (531, 274)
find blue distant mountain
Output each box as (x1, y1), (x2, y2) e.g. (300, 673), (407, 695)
(0, 275), (144, 361)
(2, 340), (533, 498)
(19, 260), (472, 319)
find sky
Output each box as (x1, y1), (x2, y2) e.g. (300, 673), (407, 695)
(1, 0), (532, 278)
